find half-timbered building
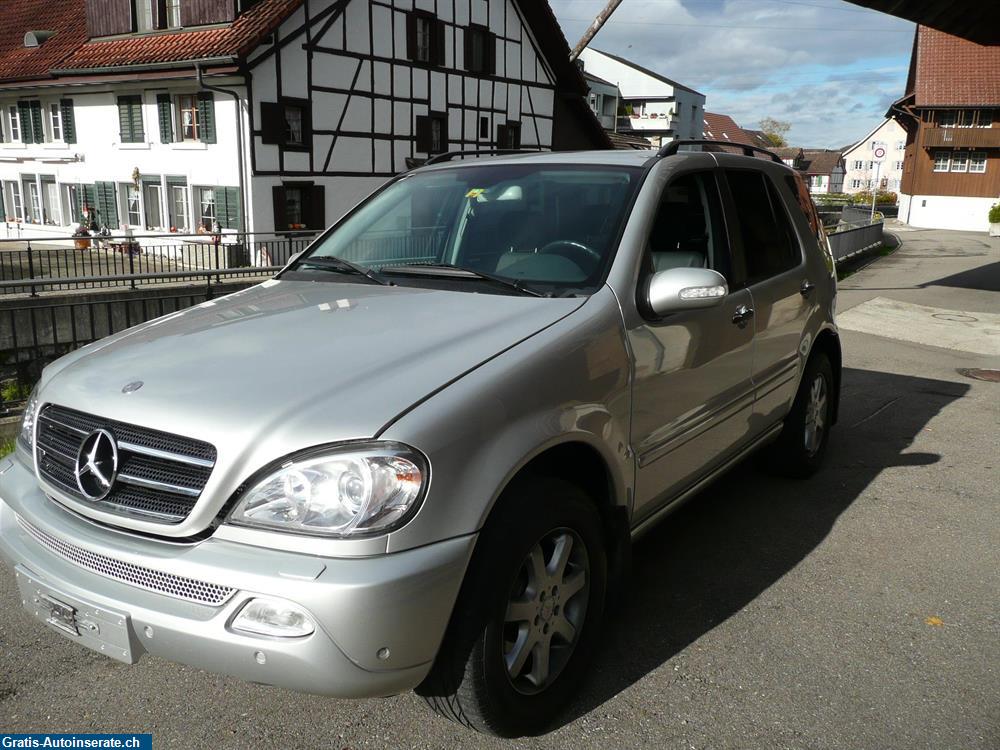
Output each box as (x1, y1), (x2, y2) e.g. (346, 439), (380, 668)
(0, 0), (608, 239)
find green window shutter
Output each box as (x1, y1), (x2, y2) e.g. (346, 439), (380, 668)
(117, 96), (144, 143)
(94, 181), (119, 229)
(17, 102), (33, 144)
(60, 99), (76, 144)
(29, 101), (44, 143)
(216, 186), (241, 230)
(156, 94), (173, 143)
(197, 92), (216, 143)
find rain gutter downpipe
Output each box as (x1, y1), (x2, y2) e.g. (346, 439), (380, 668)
(196, 63), (248, 235)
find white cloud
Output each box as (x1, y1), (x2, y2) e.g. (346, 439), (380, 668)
(552, 0), (915, 147)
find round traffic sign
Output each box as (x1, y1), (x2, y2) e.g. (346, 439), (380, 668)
(873, 146), (886, 159)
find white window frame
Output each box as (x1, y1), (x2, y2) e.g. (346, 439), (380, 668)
(136, 0), (154, 32)
(143, 182), (164, 229)
(177, 94), (200, 142)
(969, 151), (987, 174)
(197, 186), (216, 231)
(166, 0), (181, 28)
(894, 161), (904, 170)
(7, 106), (21, 143)
(852, 160), (863, 170)
(63, 184), (80, 225)
(120, 182), (143, 227)
(932, 151), (951, 172)
(48, 103), (62, 142)
(950, 152), (969, 173)
(26, 181), (42, 223)
(169, 184), (190, 231)
(937, 111), (957, 128)
(42, 178), (61, 225)
(975, 110), (992, 128)
(896, 141), (905, 150)
(3, 180), (23, 221)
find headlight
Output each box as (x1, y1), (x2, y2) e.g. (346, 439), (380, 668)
(228, 442), (427, 537)
(17, 387), (41, 453)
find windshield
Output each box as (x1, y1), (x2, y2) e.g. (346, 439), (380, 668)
(298, 163), (641, 293)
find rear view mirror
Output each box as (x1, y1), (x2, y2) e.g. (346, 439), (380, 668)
(647, 267), (728, 316)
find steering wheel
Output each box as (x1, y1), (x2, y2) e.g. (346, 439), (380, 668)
(537, 240), (602, 266)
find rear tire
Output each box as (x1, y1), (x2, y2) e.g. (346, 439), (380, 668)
(764, 352), (834, 478)
(417, 477), (608, 737)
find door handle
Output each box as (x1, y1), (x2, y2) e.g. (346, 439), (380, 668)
(800, 280), (816, 296)
(731, 304), (754, 327)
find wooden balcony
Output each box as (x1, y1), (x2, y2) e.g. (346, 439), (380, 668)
(922, 127), (1000, 148)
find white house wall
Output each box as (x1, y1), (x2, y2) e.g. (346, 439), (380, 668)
(842, 118), (907, 194)
(899, 193), (996, 232)
(247, 0), (561, 230)
(0, 79), (246, 239)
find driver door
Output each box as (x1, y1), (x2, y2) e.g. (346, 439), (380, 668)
(627, 170), (756, 521)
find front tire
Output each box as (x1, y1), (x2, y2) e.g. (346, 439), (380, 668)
(417, 477), (608, 736)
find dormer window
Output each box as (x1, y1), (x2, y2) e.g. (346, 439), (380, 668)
(136, 0), (183, 32)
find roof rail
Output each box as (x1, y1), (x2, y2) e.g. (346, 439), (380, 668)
(657, 139), (783, 163)
(422, 149), (546, 166)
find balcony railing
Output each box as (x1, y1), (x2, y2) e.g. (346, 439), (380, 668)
(922, 127), (1000, 149)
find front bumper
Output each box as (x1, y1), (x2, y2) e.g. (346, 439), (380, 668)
(0, 455), (475, 698)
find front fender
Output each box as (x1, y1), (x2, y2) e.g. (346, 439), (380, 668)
(381, 287), (633, 554)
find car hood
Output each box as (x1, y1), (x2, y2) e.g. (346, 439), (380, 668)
(41, 278), (585, 477)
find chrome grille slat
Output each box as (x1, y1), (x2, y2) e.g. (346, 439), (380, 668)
(117, 473), (202, 498)
(16, 515), (235, 606)
(36, 405), (217, 526)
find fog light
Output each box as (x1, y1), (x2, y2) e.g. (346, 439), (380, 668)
(232, 598), (315, 637)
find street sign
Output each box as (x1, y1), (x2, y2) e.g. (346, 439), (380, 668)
(873, 146), (886, 161)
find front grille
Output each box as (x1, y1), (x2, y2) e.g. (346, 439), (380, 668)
(35, 404), (217, 525)
(17, 515), (236, 606)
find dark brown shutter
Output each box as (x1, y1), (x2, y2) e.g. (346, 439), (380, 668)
(308, 185), (326, 229)
(415, 116), (431, 153)
(434, 19), (446, 65)
(272, 186), (288, 230)
(486, 32), (496, 74)
(260, 102), (283, 144)
(86, 0), (133, 37)
(181, 0), (235, 27)
(496, 123), (507, 149)
(406, 12), (417, 60)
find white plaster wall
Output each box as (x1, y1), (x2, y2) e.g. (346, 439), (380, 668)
(843, 118), (907, 194)
(899, 193), (998, 232)
(0, 80), (246, 238)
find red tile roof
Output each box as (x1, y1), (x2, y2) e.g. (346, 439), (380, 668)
(0, 1), (88, 83)
(907, 25), (1000, 106)
(702, 112), (755, 146)
(56, 0), (301, 72)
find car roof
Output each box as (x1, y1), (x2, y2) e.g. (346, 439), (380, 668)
(415, 148), (789, 172)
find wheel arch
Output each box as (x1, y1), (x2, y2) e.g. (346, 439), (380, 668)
(811, 326), (842, 424)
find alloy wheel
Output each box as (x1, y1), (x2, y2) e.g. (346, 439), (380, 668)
(803, 374), (828, 456)
(501, 528), (590, 695)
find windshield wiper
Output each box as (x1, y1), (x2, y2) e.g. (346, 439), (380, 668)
(379, 263), (546, 297)
(293, 255), (392, 286)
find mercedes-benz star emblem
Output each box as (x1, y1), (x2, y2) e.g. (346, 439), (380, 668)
(121, 381), (144, 394)
(75, 429), (119, 501)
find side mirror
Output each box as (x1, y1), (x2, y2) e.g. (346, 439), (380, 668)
(647, 267), (728, 316)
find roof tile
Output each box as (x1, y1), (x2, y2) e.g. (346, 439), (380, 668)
(910, 26), (1000, 106)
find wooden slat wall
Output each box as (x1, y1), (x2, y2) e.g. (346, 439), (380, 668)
(901, 118), (1000, 197)
(181, 0), (236, 27)
(86, 0), (133, 37)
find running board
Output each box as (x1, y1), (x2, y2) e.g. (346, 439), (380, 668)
(630, 423), (784, 541)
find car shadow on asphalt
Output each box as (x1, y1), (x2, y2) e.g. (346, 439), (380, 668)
(555, 366), (970, 731)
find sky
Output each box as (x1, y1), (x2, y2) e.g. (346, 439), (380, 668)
(549, 0), (916, 149)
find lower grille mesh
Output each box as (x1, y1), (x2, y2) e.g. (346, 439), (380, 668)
(16, 515), (236, 606)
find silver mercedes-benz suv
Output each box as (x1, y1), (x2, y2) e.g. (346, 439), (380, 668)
(0, 141), (840, 736)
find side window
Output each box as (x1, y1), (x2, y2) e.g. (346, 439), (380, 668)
(725, 170), (800, 282)
(784, 174), (822, 240)
(643, 171), (731, 283)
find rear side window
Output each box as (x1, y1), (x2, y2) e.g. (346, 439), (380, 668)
(725, 170), (800, 281)
(784, 173), (826, 244)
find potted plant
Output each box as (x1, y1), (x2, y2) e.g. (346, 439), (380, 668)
(72, 223), (91, 250)
(989, 203), (1000, 237)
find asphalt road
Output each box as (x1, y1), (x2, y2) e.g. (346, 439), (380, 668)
(2, 228), (998, 749)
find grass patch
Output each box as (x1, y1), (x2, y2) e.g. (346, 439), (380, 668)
(0, 438), (14, 458)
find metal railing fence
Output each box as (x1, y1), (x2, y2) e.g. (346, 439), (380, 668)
(0, 230), (317, 296)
